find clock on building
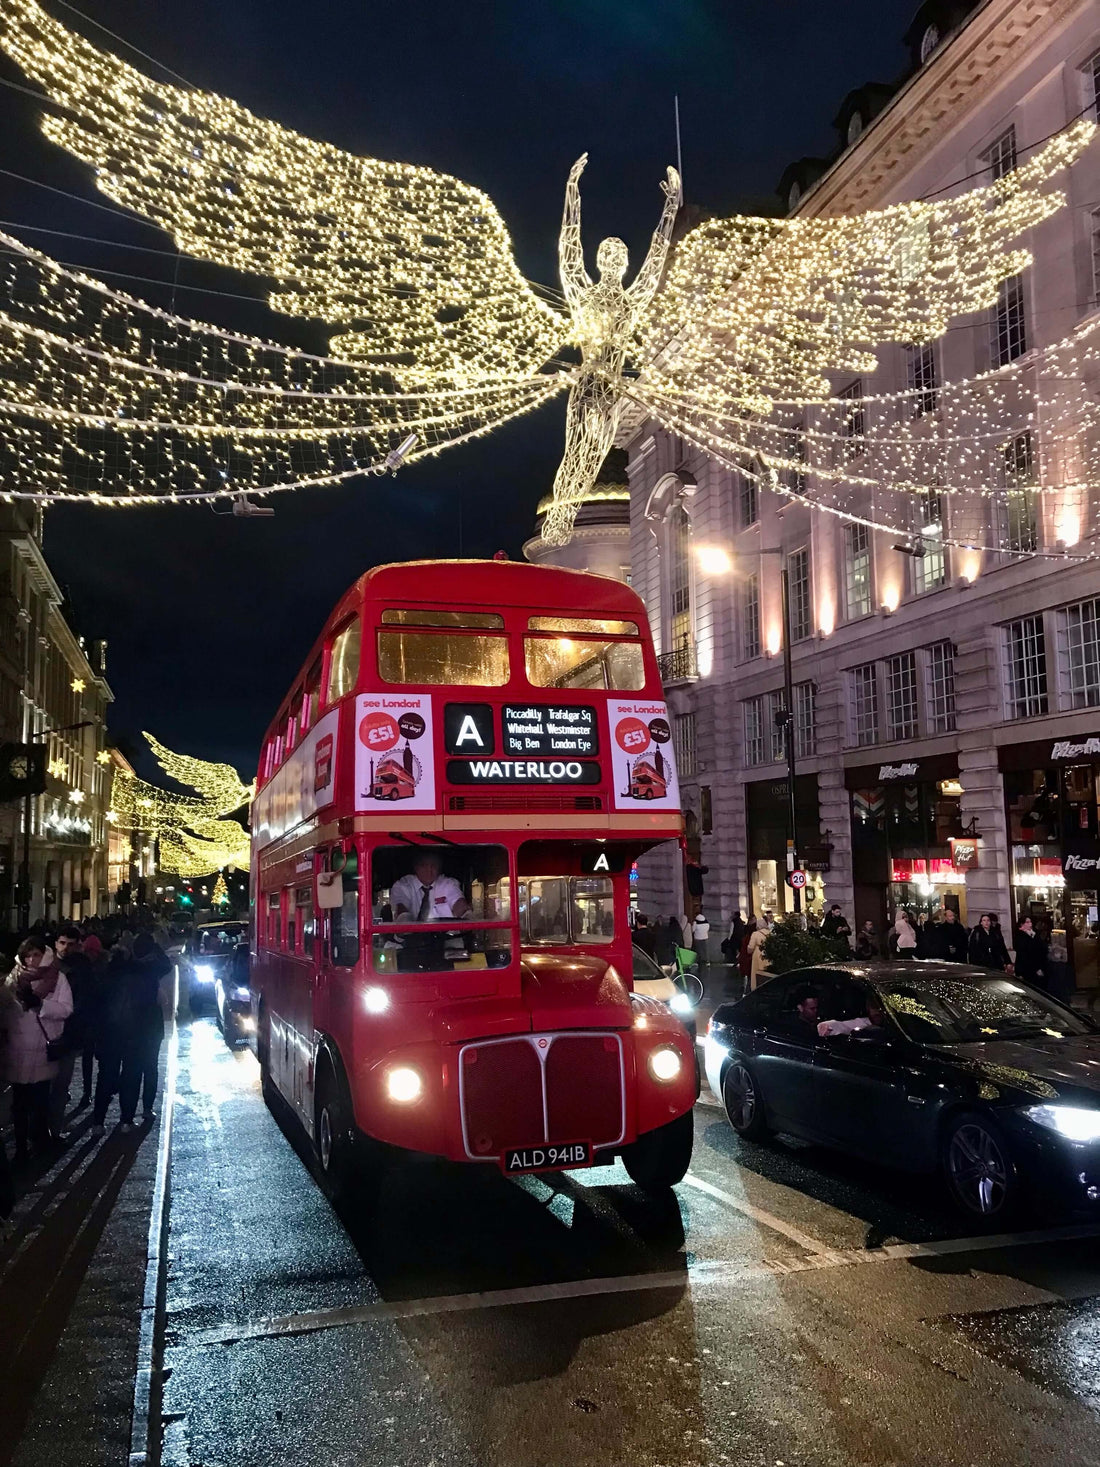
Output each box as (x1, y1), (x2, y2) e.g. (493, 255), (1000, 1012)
(0, 743), (48, 801)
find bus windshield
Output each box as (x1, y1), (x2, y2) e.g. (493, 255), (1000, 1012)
(371, 843), (512, 974)
(519, 876), (615, 944)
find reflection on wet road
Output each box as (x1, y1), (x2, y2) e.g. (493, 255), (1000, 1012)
(160, 1018), (1100, 1467)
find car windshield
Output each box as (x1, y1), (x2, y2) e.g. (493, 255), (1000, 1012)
(878, 975), (1093, 1045)
(632, 943), (666, 983)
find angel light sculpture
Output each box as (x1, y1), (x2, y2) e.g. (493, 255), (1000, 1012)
(0, 0), (1094, 546)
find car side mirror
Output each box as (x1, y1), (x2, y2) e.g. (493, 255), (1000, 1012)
(316, 871), (344, 910)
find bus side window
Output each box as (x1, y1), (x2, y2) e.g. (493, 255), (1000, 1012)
(331, 847), (360, 968)
(286, 888), (297, 953)
(267, 892), (282, 949)
(327, 619), (361, 705)
(302, 657), (321, 732)
(297, 886), (314, 959)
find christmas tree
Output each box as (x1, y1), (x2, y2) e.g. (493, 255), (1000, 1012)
(211, 872), (229, 908)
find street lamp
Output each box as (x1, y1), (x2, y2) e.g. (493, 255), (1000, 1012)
(696, 544), (803, 915)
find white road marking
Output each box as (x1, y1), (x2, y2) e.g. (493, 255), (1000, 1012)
(188, 1218), (1100, 1348)
(682, 1172), (844, 1259)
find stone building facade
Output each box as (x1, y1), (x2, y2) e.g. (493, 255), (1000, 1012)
(622, 0), (1100, 992)
(0, 504), (113, 927)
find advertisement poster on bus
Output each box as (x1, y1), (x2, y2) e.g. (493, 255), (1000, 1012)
(354, 694), (436, 811)
(253, 707), (340, 845)
(608, 699), (680, 811)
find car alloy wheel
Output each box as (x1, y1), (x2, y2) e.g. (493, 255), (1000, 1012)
(722, 1061), (767, 1139)
(946, 1119), (1011, 1217)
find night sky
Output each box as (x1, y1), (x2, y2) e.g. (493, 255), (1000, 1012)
(0, 0), (919, 779)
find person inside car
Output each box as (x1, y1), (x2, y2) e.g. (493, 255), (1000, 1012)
(790, 985), (819, 1030)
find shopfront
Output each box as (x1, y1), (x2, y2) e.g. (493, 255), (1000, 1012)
(745, 774), (823, 919)
(1001, 735), (1100, 992)
(847, 753), (969, 933)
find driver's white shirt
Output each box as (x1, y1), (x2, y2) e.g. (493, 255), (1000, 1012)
(391, 873), (467, 921)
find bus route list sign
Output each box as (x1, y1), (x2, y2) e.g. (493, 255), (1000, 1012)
(354, 693), (436, 811)
(502, 704), (598, 757)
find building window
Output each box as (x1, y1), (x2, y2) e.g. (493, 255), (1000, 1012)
(794, 679), (817, 758)
(674, 711), (697, 776)
(913, 492), (947, 592)
(850, 663), (879, 746)
(885, 652), (919, 740)
(739, 472), (758, 528)
(906, 343), (938, 415)
(1001, 431), (1038, 553)
(669, 504), (692, 651)
(744, 697), (765, 767)
(1059, 597), (1100, 709)
(844, 522), (872, 619)
(991, 275), (1027, 366)
(788, 547), (811, 642)
(767, 689), (787, 764)
(1082, 50), (1100, 121)
(984, 126), (1017, 181)
(1004, 615), (1048, 719)
(740, 573), (761, 660)
(927, 641), (956, 734)
(839, 379), (865, 458)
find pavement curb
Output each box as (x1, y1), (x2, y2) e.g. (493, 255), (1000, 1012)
(128, 975), (179, 1467)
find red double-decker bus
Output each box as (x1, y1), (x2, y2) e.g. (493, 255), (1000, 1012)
(250, 558), (695, 1200)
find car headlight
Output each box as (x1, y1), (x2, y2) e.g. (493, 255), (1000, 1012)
(670, 992), (695, 1017)
(648, 1046), (683, 1083)
(385, 1066), (422, 1104)
(231, 985), (251, 1003)
(1024, 1104), (1100, 1143)
(194, 964), (215, 984)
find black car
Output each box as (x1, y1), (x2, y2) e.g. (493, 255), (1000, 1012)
(183, 920), (248, 1012)
(214, 943), (253, 1046)
(704, 961), (1100, 1220)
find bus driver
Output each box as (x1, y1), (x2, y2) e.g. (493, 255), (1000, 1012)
(391, 853), (471, 923)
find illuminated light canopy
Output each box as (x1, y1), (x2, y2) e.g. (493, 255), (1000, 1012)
(108, 731), (252, 878)
(0, 0), (1095, 558)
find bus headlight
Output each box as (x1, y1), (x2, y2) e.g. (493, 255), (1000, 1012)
(386, 1066), (422, 1104)
(363, 987), (390, 1015)
(648, 1046), (683, 1083)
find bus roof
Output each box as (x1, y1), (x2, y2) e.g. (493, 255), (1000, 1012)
(354, 559), (646, 617)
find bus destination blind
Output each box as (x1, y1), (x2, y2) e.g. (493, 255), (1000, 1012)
(502, 704), (598, 757)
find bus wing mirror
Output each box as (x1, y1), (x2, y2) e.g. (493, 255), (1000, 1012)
(316, 872), (344, 909)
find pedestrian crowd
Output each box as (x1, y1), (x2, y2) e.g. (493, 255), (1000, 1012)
(0, 915), (175, 1239)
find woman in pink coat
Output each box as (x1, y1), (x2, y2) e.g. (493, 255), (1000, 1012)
(2, 938), (73, 1162)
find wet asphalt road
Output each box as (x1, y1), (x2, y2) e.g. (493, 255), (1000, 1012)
(158, 1016), (1100, 1467)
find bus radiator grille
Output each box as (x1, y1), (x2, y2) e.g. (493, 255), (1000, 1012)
(447, 794), (603, 813)
(459, 1034), (625, 1159)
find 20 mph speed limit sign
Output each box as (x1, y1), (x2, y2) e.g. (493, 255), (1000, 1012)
(787, 869), (807, 890)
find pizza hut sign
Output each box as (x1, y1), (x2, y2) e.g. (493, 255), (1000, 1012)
(949, 837), (980, 872)
(878, 762), (919, 780)
(1051, 737), (1100, 760)
(1064, 853), (1100, 874)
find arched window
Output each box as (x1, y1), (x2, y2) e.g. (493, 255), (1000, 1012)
(669, 503), (692, 651)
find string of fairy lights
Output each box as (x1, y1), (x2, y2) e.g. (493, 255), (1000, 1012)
(109, 733), (252, 878)
(0, 0), (1095, 561)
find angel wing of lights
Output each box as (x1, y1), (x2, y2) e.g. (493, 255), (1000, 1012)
(0, 0), (1096, 550)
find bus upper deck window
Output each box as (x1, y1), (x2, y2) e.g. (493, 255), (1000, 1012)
(302, 657), (322, 730)
(327, 619), (361, 704)
(524, 635), (645, 691)
(377, 629), (509, 686)
(382, 609), (505, 630)
(529, 616), (639, 637)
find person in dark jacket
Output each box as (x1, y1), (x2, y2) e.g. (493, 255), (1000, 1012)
(940, 909), (970, 963)
(118, 934), (172, 1127)
(821, 905), (852, 950)
(1012, 916), (1048, 988)
(968, 913), (1011, 971)
(632, 914), (657, 959)
(854, 920), (879, 959)
(51, 926), (95, 1129)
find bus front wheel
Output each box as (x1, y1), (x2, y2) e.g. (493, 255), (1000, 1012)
(621, 1110), (693, 1193)
(315, 1059), (356, 1205)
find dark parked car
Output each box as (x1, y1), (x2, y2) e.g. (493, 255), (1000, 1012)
(704, 961), (1100, 1220)
(215, 943), (253, 1046)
